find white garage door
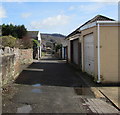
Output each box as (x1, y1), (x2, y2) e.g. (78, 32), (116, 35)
(84, 34), (94, 75)
(73, 39), (79, 65)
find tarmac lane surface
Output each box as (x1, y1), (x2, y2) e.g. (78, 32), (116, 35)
(2, 56), (120, 114)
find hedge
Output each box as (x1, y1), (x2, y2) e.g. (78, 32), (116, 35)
(0, 35), (16, 48)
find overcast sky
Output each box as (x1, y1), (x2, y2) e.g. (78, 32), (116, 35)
(0, 1), (118, 35)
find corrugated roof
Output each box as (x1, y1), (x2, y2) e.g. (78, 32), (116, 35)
(66, 15), (115, 38)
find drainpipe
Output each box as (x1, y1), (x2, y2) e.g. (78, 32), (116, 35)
(97, 22), (101, 83)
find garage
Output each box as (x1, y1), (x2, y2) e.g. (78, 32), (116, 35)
(84, 33), (94, 75)
(71, 39), (79, 65)
(66, 15), (118, 83)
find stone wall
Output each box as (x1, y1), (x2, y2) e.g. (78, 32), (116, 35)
(0, 47), (33, 86)
(1, 54), (15, 85)
(20, 49), (33, 64)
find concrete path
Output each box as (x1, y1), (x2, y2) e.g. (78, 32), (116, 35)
(98, 87), (119, 109)
(2, 55), (120, 114)
(75, 68), (120, 111)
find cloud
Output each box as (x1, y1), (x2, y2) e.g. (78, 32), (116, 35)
(79, 3), (104, 13)
(68, 6), (75, 11)
(21, 12), (32, 18)
(0, 6), (7, 18)
(30, 14), (70, 30)
(68, 2), (117, 14)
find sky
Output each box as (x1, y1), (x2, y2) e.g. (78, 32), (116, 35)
(0, 1), (119, 35)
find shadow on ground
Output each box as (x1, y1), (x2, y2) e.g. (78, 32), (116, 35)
(15, 60), (84, 87)
(15, 58), (120, 88)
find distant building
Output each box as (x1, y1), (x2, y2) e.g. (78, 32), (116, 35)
(26, 31), (41, 59)
(41, 33), (66, 55)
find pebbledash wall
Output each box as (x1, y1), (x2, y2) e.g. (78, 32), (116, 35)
(0, 47), (33, 86)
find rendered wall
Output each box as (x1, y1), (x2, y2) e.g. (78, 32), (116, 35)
(100, 25), (118, 83)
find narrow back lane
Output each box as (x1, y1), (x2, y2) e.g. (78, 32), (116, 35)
(2, 55), (119, 114)
(13, 56), (91, 113)
(15, 56), (84, 87)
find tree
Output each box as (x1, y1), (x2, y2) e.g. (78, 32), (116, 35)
(15, 25), (27, 38)
(55, 44), (62, 52)
(2, 24), (10, 36)
(32, 39), (40, 47)
(1, 24), (27, 39)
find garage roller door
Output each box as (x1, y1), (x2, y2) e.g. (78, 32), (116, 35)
(84, 34), (94, 75)
(73, 39), (79, 65)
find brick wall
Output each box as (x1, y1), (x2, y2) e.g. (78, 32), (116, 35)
(1, 47), (33, 86)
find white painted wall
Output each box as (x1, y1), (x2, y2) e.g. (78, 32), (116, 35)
(37, 31), (41, 58)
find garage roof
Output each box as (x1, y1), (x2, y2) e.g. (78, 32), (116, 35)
(66, 15), (115, 39)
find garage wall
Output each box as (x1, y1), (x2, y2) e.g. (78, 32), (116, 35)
(81, 25), (119, 83)
(67, 23), (118, 83)
(100, 25), (119, 83)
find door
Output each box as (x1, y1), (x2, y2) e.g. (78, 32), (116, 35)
(72, 39), (79, 65)
(64, 47), (67, 59)
(78, 42), (82, 69)
(84, 33), (94, 75)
